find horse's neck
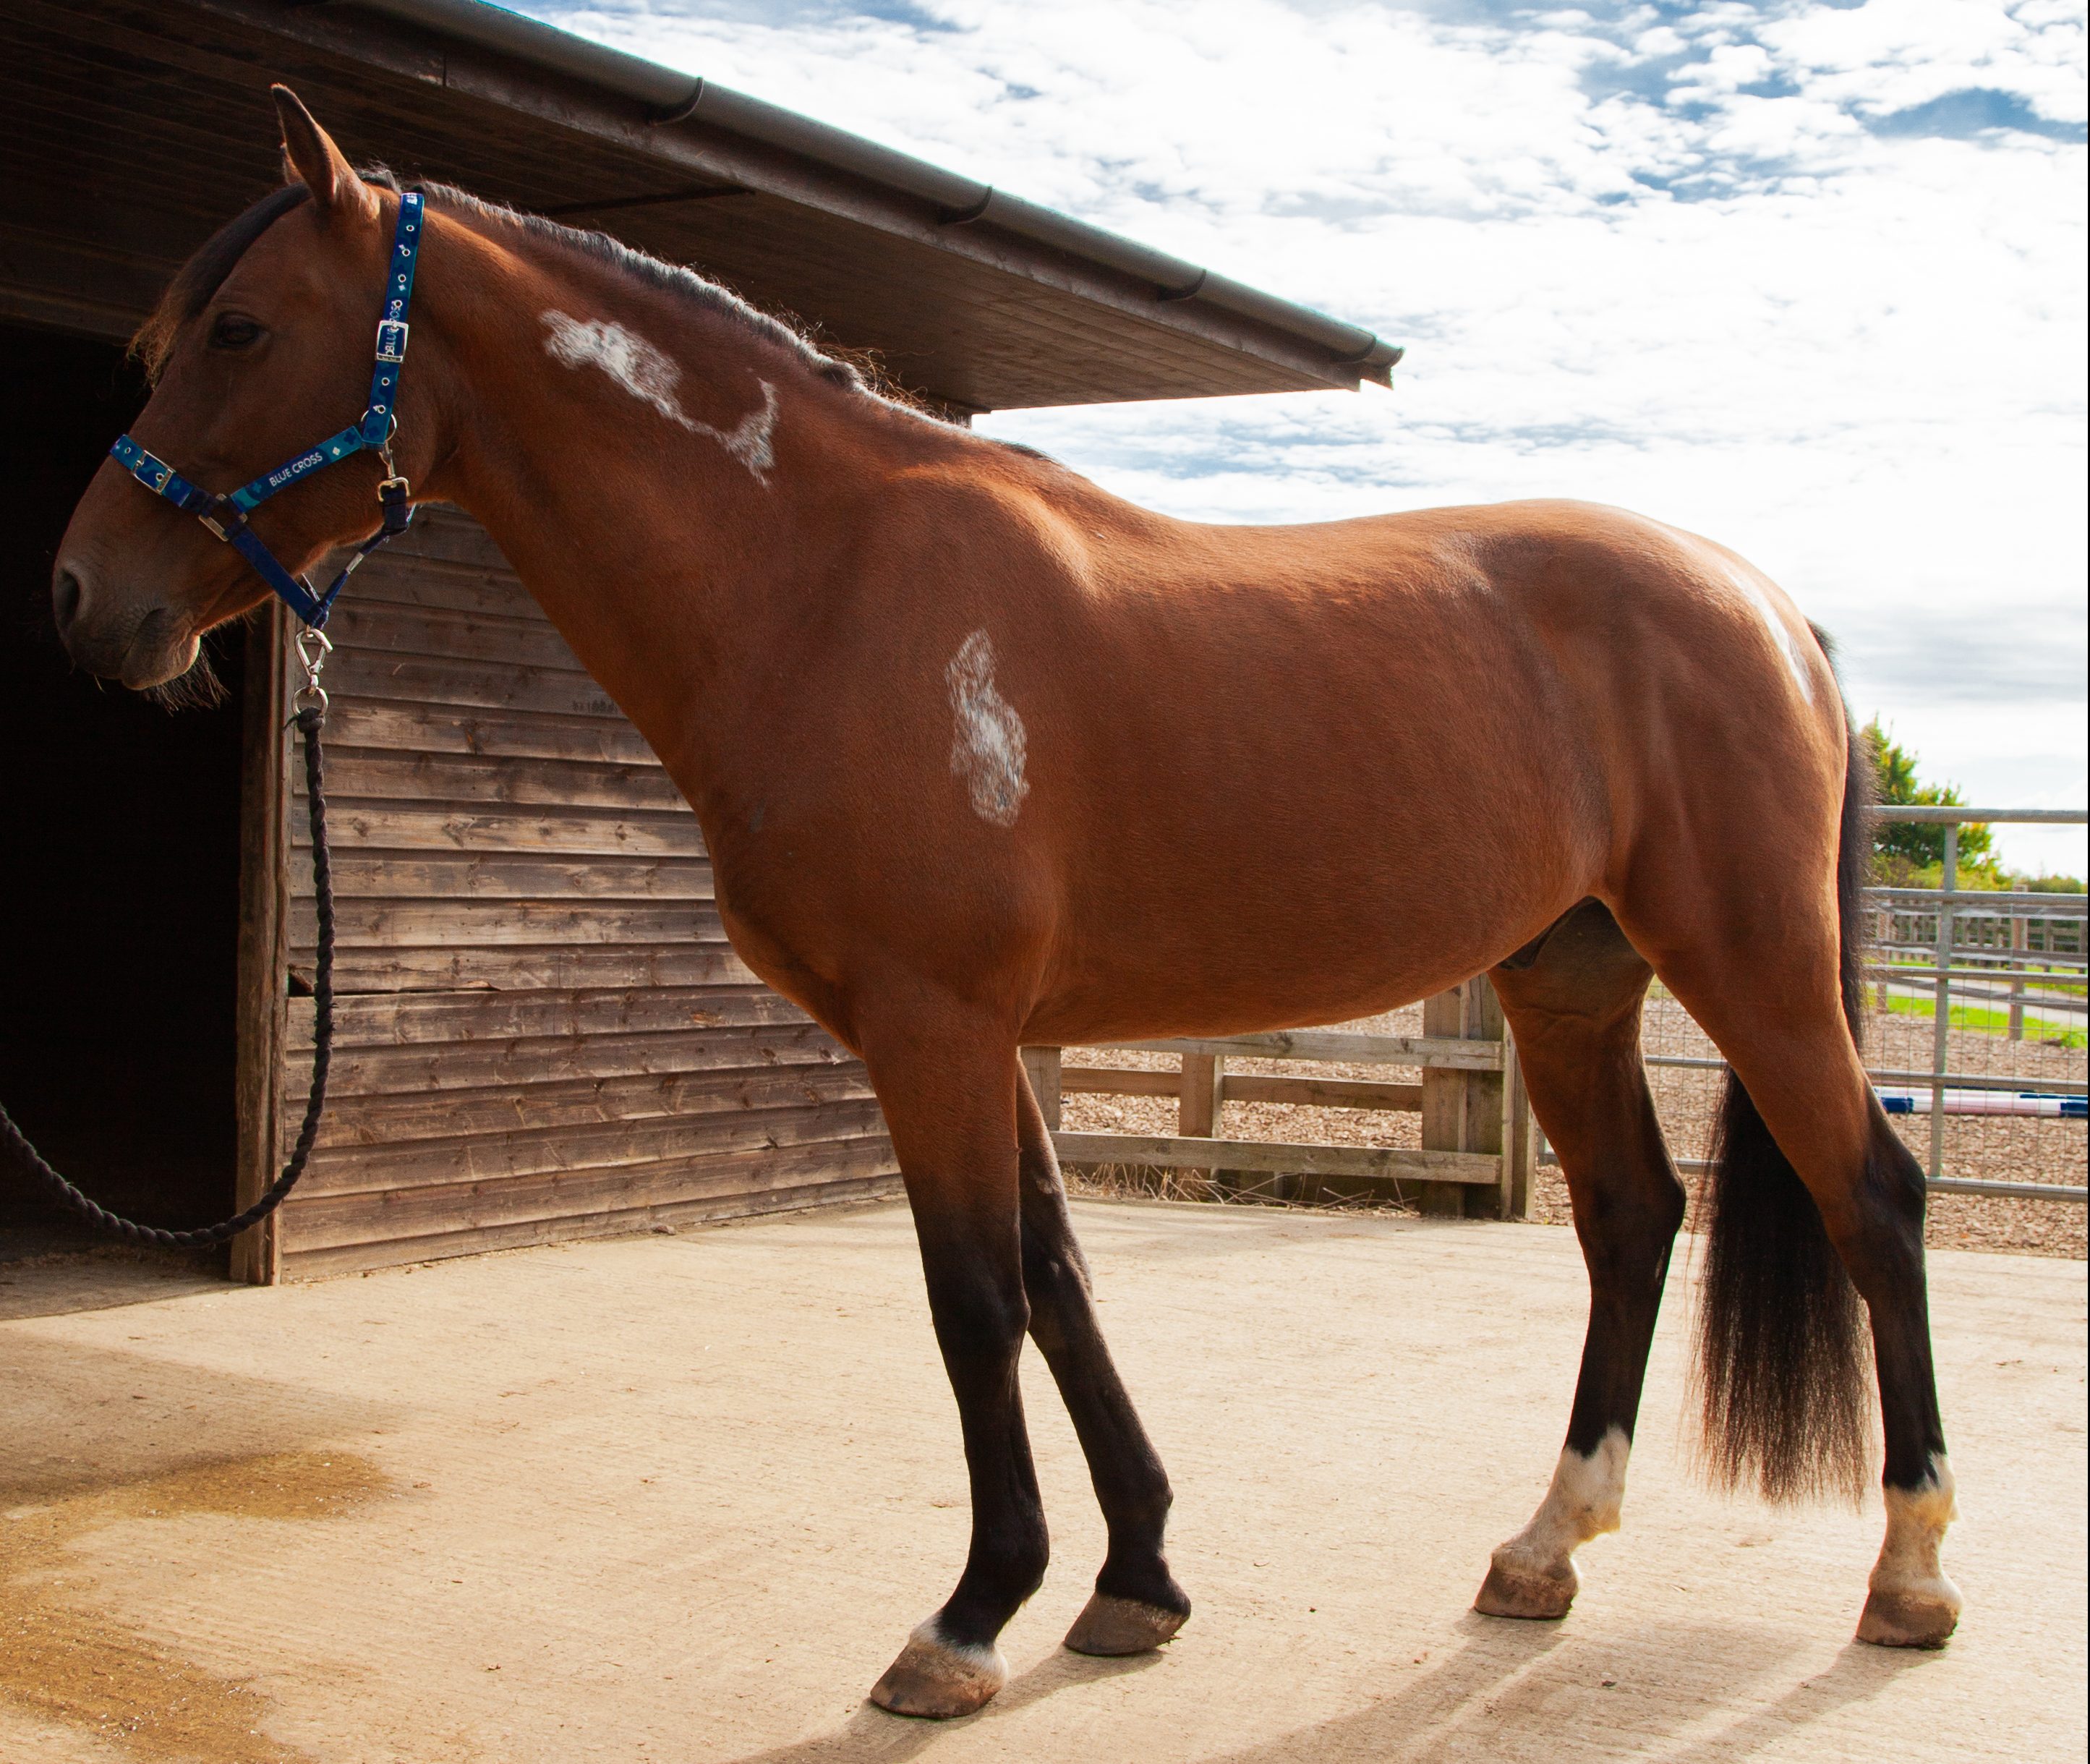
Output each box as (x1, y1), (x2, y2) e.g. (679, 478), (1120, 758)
(420, 223), (897, 783)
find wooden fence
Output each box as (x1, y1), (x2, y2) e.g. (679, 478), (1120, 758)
(1023, 974), (1536, 1219)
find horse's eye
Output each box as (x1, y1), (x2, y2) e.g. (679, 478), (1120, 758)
(209, 314), (263, 351)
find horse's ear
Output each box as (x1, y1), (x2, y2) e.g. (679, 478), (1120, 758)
(272, 85), (378, 226)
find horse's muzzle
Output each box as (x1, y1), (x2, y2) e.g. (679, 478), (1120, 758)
(51, 562), (194, 689)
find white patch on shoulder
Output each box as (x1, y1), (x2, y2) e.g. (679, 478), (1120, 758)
(1727, 564), (1814, 704)
(945, 630), (1030, 830)
(541, 311), (777, 485)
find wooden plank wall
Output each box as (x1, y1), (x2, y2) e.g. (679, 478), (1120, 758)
(267, 508), (897, 1279)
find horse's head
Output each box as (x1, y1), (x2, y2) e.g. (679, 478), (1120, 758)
(54, 90), (410, 689)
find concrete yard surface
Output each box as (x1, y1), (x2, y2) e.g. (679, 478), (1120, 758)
(1, 1201), (2083, 1763)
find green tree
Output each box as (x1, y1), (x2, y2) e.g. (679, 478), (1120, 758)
(1864, 720), (1992, 872)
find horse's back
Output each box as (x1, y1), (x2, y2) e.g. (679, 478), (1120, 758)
(1007, 495), (1846, 1040)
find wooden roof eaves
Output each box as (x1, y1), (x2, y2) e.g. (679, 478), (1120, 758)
(195, 0), (1392, 406)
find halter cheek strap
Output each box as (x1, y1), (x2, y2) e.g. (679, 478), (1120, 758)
(108, 189), (425, 630)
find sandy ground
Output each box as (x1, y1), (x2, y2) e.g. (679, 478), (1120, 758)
(1, 1201), (2083, 1764)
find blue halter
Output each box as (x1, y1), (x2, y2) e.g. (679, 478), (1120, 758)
(108, 190), (425, 630)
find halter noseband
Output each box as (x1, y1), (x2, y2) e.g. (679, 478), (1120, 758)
(108, 189), (425, 631)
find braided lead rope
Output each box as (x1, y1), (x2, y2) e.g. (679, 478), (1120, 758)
(0, 704), (335, 1248)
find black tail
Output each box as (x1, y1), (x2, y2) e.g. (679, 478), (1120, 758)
(1694, 680), (1874, 1504)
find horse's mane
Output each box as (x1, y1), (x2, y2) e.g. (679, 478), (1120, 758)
(404, 174), (897, 403)
(134, 183), (312, 380)
(132, 169), (933, 418)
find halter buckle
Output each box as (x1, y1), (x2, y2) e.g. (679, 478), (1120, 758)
(375, 318), (409, 363)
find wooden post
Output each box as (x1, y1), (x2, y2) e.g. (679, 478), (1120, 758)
(1928, 825), (1957, 1183)
(2009, 885), (2028, 1042)
(1020, 1045), (1063, 1131)
(1499, 1028), (1534, 1221)
(1179, 1052), (1223, 1195)
(231, 602), (291, 1286)
(1420, 976), (1510, 1218)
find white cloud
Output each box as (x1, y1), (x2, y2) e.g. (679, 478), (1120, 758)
(526, 0), (2086, 872)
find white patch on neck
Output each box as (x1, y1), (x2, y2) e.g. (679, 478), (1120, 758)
(1726, 564), (1814, 704)
(946, 631), (1030, 830)
(541, 311), (777, 485)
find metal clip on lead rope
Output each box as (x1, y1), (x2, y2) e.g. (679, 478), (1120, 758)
(294, 626), (333, 717)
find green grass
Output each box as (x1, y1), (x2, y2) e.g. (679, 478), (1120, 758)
(1881, 993), (2088, 1047)
(1875, 956), (2085, 1000)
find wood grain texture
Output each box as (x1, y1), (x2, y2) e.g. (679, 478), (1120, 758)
(263, 508), (890, 1275)
(277, 1174), (904, 1279)
(290, 898), (727, 949)
(291, 801), (701, 857)
(1051, 1132), (1498, 1185)
(289, 1062), (875, 1148)
(288, 985), (816, 1049)
(318, 853), (714, 902)
(297, 747), (688, 811)
(1106, 1032), (1503, 1071)
(281, 1133), (903, 1251)
(315, 1023), (851, 1096)
(231, 601), (290, 1285)
(289, 941), (759, 994)
(321, 697), (660, 765)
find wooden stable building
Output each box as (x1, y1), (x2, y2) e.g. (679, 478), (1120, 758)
(0, 0), (1398, 1280)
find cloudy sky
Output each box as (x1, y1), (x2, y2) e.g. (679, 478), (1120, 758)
(524, 0), (2086, 872)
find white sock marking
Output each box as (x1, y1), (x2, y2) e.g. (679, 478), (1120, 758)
(946, 630), (1031, 829)
(542, 311), (776, 484)
(1872, 1454), (1961, 1601)
(913, 1614), (1005, 1673)
(1496, 1428), (1630, 1579)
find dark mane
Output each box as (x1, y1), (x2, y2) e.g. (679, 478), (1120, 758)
(135, 170), (986, 428)
(405, 175), (891, 401)
(133, 183), (312, 379)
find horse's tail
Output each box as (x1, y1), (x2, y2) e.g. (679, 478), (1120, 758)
(1693, 659), (1873, 1504)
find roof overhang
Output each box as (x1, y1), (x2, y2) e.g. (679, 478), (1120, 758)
(0, 0), (1403, 411)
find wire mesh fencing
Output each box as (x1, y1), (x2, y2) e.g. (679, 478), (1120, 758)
(1635, 807), (2085, 1255)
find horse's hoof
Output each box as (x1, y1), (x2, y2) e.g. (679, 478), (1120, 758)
(868, 1620), (1007, 1719)
(1063, 1591), (1189, 1656)
(1856, 1583), (1961, 1649)
(1473, 1556), (1577, 1620)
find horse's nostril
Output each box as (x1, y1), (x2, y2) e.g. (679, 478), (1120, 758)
(52, 566), (83, 636)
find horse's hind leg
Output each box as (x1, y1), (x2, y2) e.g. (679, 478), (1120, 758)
(1610, 724), (1959, 1646)
(1475, 900), (1686, 1620)
(1644, 939), (1960, 1646)
(1015, 1065), (1191, 1655)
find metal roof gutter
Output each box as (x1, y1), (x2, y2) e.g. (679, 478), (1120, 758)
(351, 0), (1403, 382)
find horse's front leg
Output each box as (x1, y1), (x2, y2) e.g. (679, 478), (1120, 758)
(863, 1006), (1046, 1720)
(1015, 1063), (1191, 1655)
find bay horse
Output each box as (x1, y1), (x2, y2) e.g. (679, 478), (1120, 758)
(50, 90), (1961, 1718)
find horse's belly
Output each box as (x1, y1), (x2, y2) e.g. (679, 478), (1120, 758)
(1025, 857), (1578, 1045)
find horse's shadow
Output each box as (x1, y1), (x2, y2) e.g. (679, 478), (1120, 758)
(1197, 1612), (1937, 1764)
(726, 1609), (1944, 1764)
(724, 1645), (1169, 1764)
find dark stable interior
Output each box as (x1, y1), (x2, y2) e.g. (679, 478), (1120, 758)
(0, 322), (244, 1252)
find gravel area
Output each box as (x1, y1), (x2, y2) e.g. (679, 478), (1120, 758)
(1061, 990), (2085, 1260)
